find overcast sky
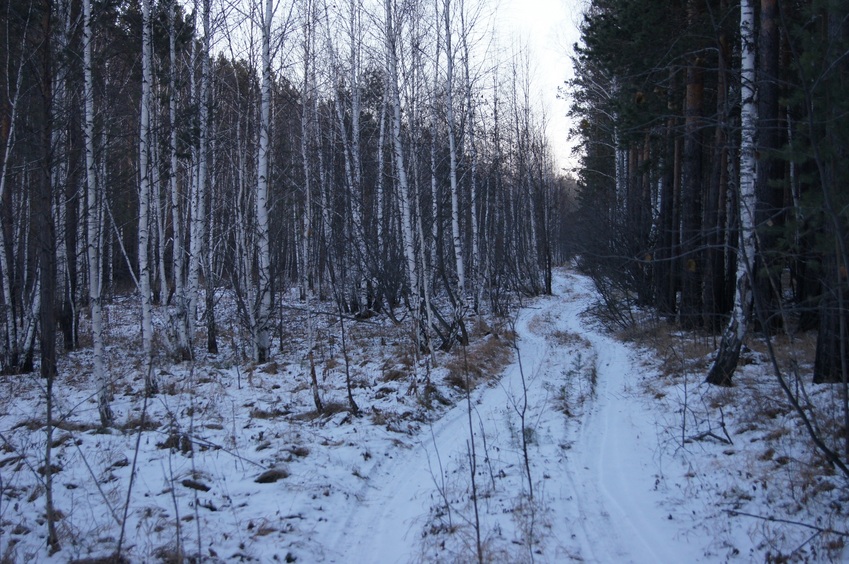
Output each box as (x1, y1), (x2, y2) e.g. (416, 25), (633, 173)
(498, 0), (584, 172)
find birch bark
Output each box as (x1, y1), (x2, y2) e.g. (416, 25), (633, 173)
(460, 1), (481, 312)
(707, 0), (757, 386)
(84, 0), (112, 424)
(443, 0), (466, 312)
(254, 0), (273, 362)
(139, 0), (156, 394)
(188, 0), (211, 353)
(384, 0), (421, 345)
(169, 0), (190, 360)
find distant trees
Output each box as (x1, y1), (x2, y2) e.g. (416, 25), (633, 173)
(569, 0), (849, 385)
(0, 0), (571, 377)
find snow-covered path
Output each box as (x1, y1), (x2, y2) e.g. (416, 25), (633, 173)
(556, 272), (692, 563)
(325, 269), (697, 563)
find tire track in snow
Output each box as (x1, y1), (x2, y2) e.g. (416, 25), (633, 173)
(556, 271), (692, 563)
(325, 293), (552, 563)
(325, 269), (693, 563)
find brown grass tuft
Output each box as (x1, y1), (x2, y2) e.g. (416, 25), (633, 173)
(444, 334), (513, 391)
(250, 407), (289, 420)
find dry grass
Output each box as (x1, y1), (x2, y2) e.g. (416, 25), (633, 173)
(249, 407), (290, 420)
(745, 331), (818, 370)
(293, 400), (350, 421)
(444, 334), (513, 391)
(548, 329), (590, 349)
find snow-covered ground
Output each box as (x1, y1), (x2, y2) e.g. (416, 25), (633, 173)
(1, 268), (846, 562)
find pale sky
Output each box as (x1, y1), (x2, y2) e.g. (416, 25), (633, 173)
(498, 0), (584, 172)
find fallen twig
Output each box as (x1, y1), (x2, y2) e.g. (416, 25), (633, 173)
(727, 509), (849, 537)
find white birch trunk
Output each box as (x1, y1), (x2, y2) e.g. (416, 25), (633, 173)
(254, 0), (274, 362)
(169, 0), (190, 359)
(443, 0), (466, 313)
(298, 1), (312, 302)
(152, 127), (168, 305)
(299, 44), (313, 302)
(84, 0), (112, 425)
(707, 0), (757, 386)
(460, 1), (481, 312)
(347, 0), (367, 313)
(0, 29), (25, 369)
(384, 0), (420, 339)
(375, 96), (387, 285)
(100, 126), (110, 298)
(139, 0), (156, 394)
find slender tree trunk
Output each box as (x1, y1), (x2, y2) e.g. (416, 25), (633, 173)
(299, 10), (314, 303)
(32, 0), (60, 548)
(460, 1), (481, 312)
(702, 11), (731, 331)
(707, 0), (757, 387)
(84, 0), (112, 425)
(204, 88), (218, 355)
(384, 0), (421, 344)
(680, 0), (705, 330)
(254, 0), (273, 362)
(443, 0), (466, 317)
(754, 0), (784, 332)
(169, 0), (190, 360)
(139, 0), (156, 394)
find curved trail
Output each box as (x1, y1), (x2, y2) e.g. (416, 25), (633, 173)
(325, 269), (695, 563)
(556, 272), (689, 563)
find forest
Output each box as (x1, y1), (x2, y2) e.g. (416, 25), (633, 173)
(1, 0), (573, 557)
(1, 0), (848, 560)
(1, 0), (570, 411)
(569, 0), (849, 387)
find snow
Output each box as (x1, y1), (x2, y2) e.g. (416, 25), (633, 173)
(0, 267), (846, 562)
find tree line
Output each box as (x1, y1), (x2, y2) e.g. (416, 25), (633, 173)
(568, 0), (848, 387)
(0, 0), (573, 428)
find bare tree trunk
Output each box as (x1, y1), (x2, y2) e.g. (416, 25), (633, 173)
(139, 0), (156, 394)
(384, 0), (420, 343)
(443, 0), (466, 315)
(169, 0), (190, 360)
(189, 0), (210, 357)
(299, 5), (314, 303)
(83, 0), (112, 425)
(204, 87), (218, 355)
(254, 0), (273, 362)
(754, 0), (784, 332)
(707, 0), (757, 387)
(460, 0), (481, 312)
(680, 0), (705, 329)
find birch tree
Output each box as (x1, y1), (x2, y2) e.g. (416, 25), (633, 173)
(460, 0), (481, 312)
(187, 0), (211, 358)
(254, 0), (274, 362)
(443, 0), (467, 322)
(706, 0), (757, 386)
(384, 0), (422, 350)
(139, 0), (156, 394)
(169, 0), (191, 360)
(84, 0), (112, 425)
